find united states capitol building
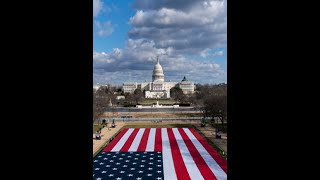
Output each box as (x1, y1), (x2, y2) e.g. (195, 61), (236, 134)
(123, 57), (195, 98)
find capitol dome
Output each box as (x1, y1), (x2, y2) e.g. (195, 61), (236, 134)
(152, 57), (164, 82)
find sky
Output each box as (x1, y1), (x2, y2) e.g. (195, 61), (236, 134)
(93, 0), (227, 85)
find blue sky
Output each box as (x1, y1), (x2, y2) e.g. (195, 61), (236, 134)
(93, 0), (227, 85)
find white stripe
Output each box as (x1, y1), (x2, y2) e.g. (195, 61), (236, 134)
(111, 128), (134, 152)
(162, 128), (177, 180)
(128, 128), (145, 151)
(172, 128), (204, 180)
(145, 128), (156, 151)
(183, 128), (227, 180)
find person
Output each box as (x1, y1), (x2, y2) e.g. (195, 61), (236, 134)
(95, 131), (101, 140)
(216, 128), (221, 139)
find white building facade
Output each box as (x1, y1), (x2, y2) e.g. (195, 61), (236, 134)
(123, 57), (195, 98)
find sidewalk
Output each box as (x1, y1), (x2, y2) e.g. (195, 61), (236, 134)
(93, 122), (125, 155)
(193, 124), (227, 154)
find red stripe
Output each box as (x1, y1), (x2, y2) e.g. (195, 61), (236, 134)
(102, 128), (129, 152)
(167, 128), (191, 180)
(189, 128), (227, 173)
(120, 128), (139, 152)
(178, 128), (218, 180)
(154, 128), (162, 152)
(137, 128), (150, 152)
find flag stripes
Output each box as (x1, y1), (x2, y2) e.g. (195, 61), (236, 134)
(101, 128), (227, 180)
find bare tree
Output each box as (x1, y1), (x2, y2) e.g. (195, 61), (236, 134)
(93, 87), (108, 124)
(133, 89), (144, 104)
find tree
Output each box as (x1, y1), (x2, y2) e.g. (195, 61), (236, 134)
(133, 89), (144, 104)
(170, 86), (186, 102)
(93, 87), (108, 124)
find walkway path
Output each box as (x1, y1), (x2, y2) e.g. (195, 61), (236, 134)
(93, 122), (125, 155)
(193, 124), (227, 154)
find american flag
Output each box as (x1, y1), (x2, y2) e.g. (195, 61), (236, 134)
(93, 128), (227, 180)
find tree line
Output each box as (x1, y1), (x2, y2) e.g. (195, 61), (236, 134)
(93, 83), (227, 126)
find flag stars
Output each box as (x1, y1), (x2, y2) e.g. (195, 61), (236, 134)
(96, 178), (102, 180)
(93, 152), (164, 180)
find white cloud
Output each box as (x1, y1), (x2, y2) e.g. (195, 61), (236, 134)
(128, 0), (227, 55)
(93, 0), (227, 85)
(94, 20), (114, 37)
(93, 0), (103, 17)
(200, 49), (224, 58)
(93, 38), (226, 84)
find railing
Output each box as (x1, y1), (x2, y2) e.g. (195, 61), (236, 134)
(95, 116), (212, 122)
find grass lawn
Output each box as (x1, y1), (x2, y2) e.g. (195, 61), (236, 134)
(123, 123), (194, 128)
(93, 124), (104, 133)
(138, 99), (176, 105)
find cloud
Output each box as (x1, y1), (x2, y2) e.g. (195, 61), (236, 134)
(93, 0), (227, 85)
(93, 39), (226, 85)
(93, 0), (103, 17)
(132, 0), (209, 11)
(200, 49), (224, 58)
(94, 20), (114, 36)
(128, 0), (227, 55)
